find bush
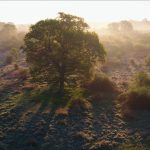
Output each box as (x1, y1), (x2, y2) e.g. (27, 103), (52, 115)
(84, 75), (116, 93)
(118, 72), (150, 115)
(119, 87), (150, 111)
(83, 74), (117, 101)
(134, 72), (150, 87)
(145, 55), (150, 69)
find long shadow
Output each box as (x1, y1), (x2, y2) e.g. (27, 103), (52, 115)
(4, 90), (70, 149)
(90, 94), (150, 147)
(90, 94), (128, 147)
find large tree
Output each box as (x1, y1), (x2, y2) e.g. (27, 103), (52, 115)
(24, 12), (105, 95)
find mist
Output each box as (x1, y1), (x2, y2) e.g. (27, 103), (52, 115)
(0, 8), (150, 150)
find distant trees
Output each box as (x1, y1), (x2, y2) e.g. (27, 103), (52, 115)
(108, 20), (133, 33)
(0, 23), (25, 53)
(24, 12), (105, 95)
(0, 22), (26, 66)
(120, 21), (133, 32)
(108, 23), (119, 32)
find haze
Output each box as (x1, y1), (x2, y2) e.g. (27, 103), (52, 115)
(1, 1), (150, 26)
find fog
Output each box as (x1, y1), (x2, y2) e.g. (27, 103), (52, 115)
(0, 3), (150, 149)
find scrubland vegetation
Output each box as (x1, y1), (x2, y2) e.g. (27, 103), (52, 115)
(0, 13), (150, 150)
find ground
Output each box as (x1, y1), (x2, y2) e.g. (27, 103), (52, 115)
(0, 59), (150, 150)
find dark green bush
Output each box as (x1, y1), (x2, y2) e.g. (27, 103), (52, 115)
(83, 74), (117, 101)
(84, 75), (116, 93)
(118, 72), (150, 113)
(119, 87), (150, 111)
(145, 55), (150, 70)
(134, 72), (150, 87)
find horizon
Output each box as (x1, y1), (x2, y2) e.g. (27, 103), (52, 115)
(0, 1), (150, 26)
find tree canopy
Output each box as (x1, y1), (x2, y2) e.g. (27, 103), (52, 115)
(24, 12), (105, 95)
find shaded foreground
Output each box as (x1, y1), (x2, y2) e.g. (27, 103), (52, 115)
(1, 90), (150, 150)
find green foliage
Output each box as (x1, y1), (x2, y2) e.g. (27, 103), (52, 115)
(145, 55), (150, 69)
(83, 74), (116, 102)
(120, 87), (150, 110)
(118, 72), (150, 111)
(133, 72), (150, 87)
(24, 12), (105, 96)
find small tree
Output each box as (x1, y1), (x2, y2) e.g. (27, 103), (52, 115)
(24, 12), (105, 96)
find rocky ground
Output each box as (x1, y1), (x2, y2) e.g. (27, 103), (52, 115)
(0, 60), (150, 150)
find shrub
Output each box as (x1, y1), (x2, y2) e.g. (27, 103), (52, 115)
(133, 72), (150, 87)
(118, 72), (150, 115)
(83, 74), (117, 101)
(145, 55), (150, 70)
(84, 74), (116, 93)
(120, 87), (150, 111)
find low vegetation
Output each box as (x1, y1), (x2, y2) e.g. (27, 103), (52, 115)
(118, 72), (150, 118)
(83, 74), (117, 102)
(145, 55), (150, 70)
(24, 12), (105, 97)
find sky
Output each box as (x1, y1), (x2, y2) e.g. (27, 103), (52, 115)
(0, 1), (150, 25)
